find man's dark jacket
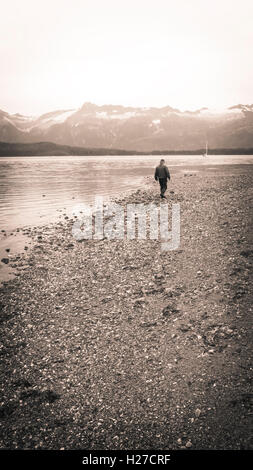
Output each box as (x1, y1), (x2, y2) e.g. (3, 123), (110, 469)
(154, 165), (170, 180)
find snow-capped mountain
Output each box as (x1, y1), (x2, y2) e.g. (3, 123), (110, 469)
(1, 102), (253, 151)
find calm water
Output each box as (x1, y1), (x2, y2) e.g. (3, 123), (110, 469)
(0, 154), (253, 231)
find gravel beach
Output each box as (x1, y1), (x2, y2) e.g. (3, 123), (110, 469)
(0, 164), (252, 450)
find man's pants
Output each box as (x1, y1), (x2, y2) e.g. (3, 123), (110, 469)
(159, 178), (167, 196)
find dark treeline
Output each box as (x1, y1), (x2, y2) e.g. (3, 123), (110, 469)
(0, 141), (253, 156)
(0, 141), (136, 156)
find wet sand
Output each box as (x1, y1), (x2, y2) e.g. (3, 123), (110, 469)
(0, 164), (252, 449)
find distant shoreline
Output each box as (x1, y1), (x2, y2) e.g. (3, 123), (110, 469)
(0, 141), (253, 157)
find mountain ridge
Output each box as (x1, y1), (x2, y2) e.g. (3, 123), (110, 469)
(1, 102), (253, 151)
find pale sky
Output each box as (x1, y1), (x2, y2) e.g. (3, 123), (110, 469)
(1, 0), (252, 115)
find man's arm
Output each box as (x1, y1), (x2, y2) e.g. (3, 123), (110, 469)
(166, 167), (171, 180)
(154, 167), (158, 180)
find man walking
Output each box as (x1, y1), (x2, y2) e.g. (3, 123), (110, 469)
(154, 159), (171, 198)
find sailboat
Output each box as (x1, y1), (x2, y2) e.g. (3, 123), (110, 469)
(203, 141), (208, 157)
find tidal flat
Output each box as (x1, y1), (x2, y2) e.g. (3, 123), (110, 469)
(0, 165), (252, 449)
